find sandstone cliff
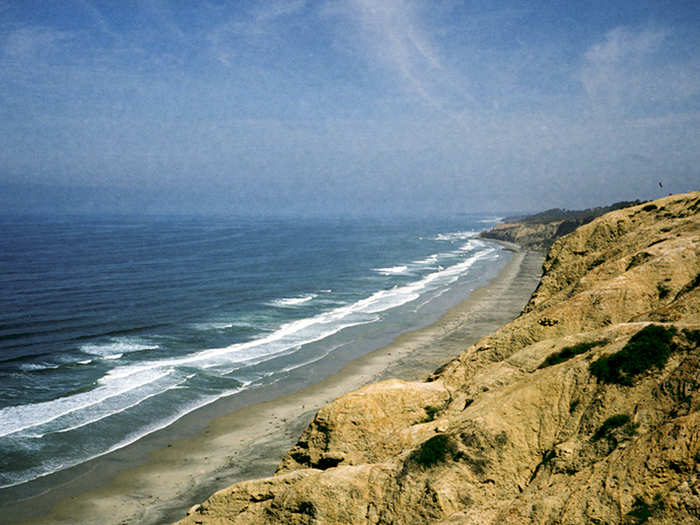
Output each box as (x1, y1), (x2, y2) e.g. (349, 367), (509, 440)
(177, 192), (699, 525)
(478, 201), (642, 251)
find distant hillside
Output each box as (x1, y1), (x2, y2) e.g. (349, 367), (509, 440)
(480, 200), (644, 250)
(503, 200), (644, 224)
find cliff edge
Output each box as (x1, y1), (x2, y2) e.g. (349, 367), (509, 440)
(479, 200), (643, 251)
(177, 192), (699, 525)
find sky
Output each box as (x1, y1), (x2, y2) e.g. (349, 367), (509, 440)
(1, 0), (699, 216)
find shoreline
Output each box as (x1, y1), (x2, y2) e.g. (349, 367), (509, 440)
(16, 246), (543, 525)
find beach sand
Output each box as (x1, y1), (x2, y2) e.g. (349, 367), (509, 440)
(12, 246), (543, 525)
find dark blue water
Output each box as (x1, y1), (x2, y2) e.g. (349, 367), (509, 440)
(0, 214), (507, 489)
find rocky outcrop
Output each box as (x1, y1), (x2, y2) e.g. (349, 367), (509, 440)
(177, 192), (700, 525)
(479, 201), (643, 251)
(479, 221), (563, 251)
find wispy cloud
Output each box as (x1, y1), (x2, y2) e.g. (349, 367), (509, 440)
(77, 0), (118, 40)
(207, 0), (307, 66)
(253, 0), (306, 22)
(327, 0), (465, 112)
(579, 26), (700, 115)
(141, 0), (186, 40)
(583, 26), (666, 66)
(2, 26), (72, 61)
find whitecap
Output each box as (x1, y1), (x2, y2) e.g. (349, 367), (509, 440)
(373, 265), (410, 276)
(414, 254), (439, 265)
(434, 231), (478, 241)
(81, 339), (159, 357)
(19, 363), (60, 372)
(270, 295), (316, 307)
(0, 380), (247, 490)
(0, 367), (176, 438)
(1, 245), (497, 454)
(191, 322), (235, 331)
(102, 247), (498, 382)
(459, 239), (487, 251)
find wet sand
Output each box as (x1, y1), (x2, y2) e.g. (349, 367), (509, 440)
(16, 246), (543, 525)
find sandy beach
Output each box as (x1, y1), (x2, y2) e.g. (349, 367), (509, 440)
(10, 246), (543, 525)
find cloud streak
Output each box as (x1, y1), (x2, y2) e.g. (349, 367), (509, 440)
(330, 0), (465, 112)
(579, 26), (700, 116)
(253, 0), (306, 22)
(207, 0), (308, 66)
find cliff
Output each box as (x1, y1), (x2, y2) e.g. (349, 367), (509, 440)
(479, 200), (642, 251)
(177, 192), (700, 525)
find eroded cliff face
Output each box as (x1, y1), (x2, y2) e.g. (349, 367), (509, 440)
(177, 192), (700, 525)
(479, 221), (563, 251)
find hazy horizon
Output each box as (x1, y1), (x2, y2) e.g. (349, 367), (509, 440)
(2, 1), (698, 216)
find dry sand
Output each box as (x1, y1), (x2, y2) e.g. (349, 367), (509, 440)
(13, 246), (543, 525)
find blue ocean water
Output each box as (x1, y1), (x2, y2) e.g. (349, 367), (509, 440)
(0, 214), (507, 490)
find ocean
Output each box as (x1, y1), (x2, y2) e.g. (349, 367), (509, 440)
(0, 213), (508, 493)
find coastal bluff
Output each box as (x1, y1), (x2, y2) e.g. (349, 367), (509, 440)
(176, 192), (700, 525)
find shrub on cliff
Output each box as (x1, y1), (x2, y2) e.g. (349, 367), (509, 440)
(592, 414), (635, 441)
(413, 434), (456, 468)
(590, 325), (677, 385)
(539, 340), (607, 368)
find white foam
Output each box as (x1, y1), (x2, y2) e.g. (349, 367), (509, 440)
(434, 231), (478, 241)
(191, 322), (235, 331)
(0, 368), (175, 438)
(51, 382), (184, 436)
(278, 342), (350, 374)
(19, 363), (60, 372)
(103, 353), (123, 360)
(270, 295), (316, 307)
(1, 244), (497, 460)
(81, 339), (159, 357)
(0, 383), (249, 490)
(373, 265), (410, 275)
(101, 247), (496, 387)
(459, 239), (486, 251)
(412, 287), (451, 312)
(414, 254), (439, 265)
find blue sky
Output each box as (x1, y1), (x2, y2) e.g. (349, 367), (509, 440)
(1, 0), (699, 215)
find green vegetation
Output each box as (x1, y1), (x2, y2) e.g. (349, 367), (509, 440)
(485, 200), (644, 250)
(420, 405), (442, 423)
(677, 273), (700, 298)
(642, 204), (658, 212)
(297, 501), (317, 518)
(413, 434), (455, 468)
(538, 340), (607, 369)
(590, 325), (677, 385)
(625, 494), (665, 524)
(691, 274), (700, 290)
(592, 414), (637, 441)
(682, 328), (700, 347)
(586, 257), (605, 270)
(626, 252), (652, 271)
(503, 201), (643, 224)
